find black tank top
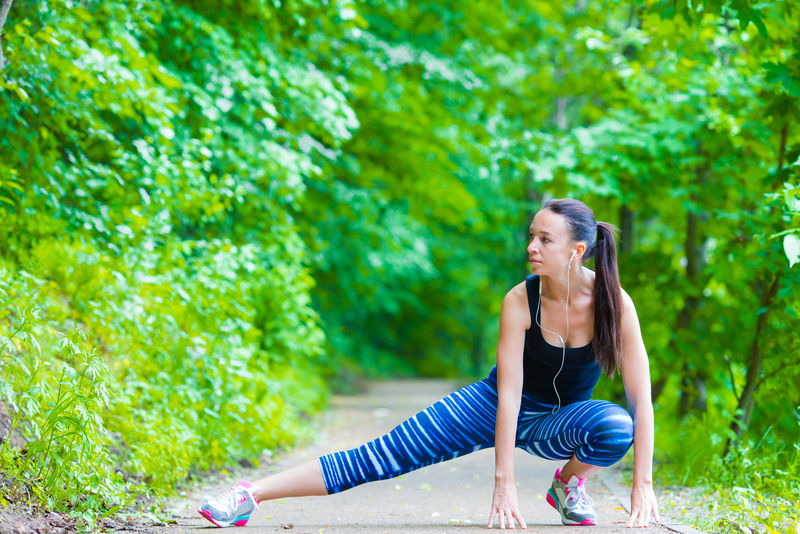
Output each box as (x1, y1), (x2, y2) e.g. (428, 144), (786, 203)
(522, 274), (601, 404)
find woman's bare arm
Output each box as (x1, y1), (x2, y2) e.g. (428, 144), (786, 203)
(619, 289), (660, 528)
(488, 284), (528, 529)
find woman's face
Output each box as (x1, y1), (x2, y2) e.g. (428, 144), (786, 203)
(527, 209), (575, 274)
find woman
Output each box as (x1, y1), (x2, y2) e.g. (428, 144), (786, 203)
(198, 198), (660, 529)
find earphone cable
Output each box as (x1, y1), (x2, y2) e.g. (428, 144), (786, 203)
(535, 256), (572, 413)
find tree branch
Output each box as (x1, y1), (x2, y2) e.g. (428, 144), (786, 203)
(778, 120), (789, 175)
(756, 356), (800, 389)
(0, 0), (13, 71)
(723, 355), (739, 400)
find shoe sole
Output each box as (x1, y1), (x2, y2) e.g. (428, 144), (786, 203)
(198, 509), (250, 527)
(546, 488), (596, 526)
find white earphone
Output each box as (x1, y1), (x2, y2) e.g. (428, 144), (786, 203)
(536, 248), (578, 412)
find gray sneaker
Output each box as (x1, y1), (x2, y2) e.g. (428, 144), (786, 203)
(546, 468), (596, 525)
(198, 480), (259, 527)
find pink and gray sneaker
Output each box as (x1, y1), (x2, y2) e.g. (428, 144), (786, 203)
(546, 468), (597, 526)
(198, 480), (259, 527)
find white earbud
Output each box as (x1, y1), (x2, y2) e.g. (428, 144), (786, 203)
(568, 250), (577, 269)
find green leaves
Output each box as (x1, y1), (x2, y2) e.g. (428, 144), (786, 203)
(0, 0), (335, 521)
(0, 168), (23, 206)
(784, 234), (800, 268)
(0, 290), (126, 525)
(763, 58), (800, 99)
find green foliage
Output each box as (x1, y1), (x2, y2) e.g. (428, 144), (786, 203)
(656, 409), (800, 533)
(0, 276), (129, 524)
(0, 0), (331, 524)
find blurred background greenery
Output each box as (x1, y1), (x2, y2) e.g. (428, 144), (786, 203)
(0, 0), (798, 531)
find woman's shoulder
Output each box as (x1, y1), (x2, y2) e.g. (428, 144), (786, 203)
(501, 280), (532, 329)
(503, 279), (529, 304)
(509, 273), (541, 295)
(619, 286), (637, 316)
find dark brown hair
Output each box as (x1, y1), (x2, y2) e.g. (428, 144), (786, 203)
(542, 198), (622, 377)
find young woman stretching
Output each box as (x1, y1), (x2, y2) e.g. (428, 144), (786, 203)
(198, 198), (660, 529)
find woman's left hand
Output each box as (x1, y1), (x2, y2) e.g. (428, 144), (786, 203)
(627, 481), (660, 528)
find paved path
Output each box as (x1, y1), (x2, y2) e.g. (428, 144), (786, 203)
(161, 379), (693, 534)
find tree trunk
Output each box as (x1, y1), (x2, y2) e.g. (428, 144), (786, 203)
(722, 112), (792, 452)
(619, 205), (634, 255)
(551, 51), (568, 133)
(726, 276), (780, 447)
(651, 377), (666, 403)
(0, 0), (14, 71)
(676, 207), (704, 417)
(554, 97), (568, 131)
(526, 169), (543, 216)
(672, 157), (709, 415)
(778, 121), (789, 171)
(523, 170), (543, 266)
(674, 290), (703, 417)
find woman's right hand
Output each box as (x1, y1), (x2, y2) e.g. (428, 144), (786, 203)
(490, 286), (528, 529)
(488, 480), (527, 529)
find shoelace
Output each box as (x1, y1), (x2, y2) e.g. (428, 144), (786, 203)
(209, 485), (244, 509)
(566, 484), (594, 509)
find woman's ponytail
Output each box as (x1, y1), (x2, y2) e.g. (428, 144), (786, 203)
(592, 221), (622, 377)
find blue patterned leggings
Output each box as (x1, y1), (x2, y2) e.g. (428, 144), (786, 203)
(318, 367), (634, 494)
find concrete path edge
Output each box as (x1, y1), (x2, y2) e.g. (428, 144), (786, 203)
(597, 470), (706, 534)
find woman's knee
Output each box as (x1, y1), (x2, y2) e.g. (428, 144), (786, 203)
(579, 403), (634, 466)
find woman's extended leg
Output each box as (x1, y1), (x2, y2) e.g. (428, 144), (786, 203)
(251, 458), (327, 500)
(199, 461), (328, 527)
(316, 377), (499, 494)
(199, 376), (501, 527)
